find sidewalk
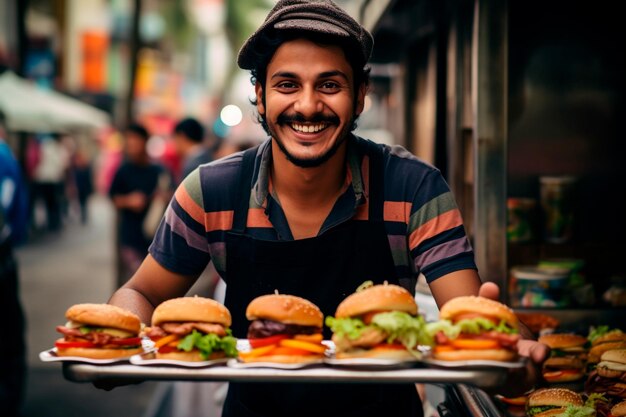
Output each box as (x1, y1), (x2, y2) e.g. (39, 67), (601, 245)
(15, 194), (159, 417)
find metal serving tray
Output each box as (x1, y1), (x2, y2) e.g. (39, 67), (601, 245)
(61, 362), (509, 390)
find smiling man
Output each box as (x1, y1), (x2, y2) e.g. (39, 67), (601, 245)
(107, 1), (547, 416)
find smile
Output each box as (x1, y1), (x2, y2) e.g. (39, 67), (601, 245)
(290, 123), (328, 133)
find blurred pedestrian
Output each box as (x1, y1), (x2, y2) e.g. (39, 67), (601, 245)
(72, 147), (94, 224)
(31, 134), (69, 232)
(0, 111), (28, 417)
(109, 123), (168, 284)
(173, 117), (213, 182)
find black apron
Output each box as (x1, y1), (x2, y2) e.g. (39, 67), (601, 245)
(222, 142), (422, 417)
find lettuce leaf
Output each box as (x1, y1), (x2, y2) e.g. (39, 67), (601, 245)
(370, 311), (431, 348)
(177, 329), (238, 359)
(584, 392), (607, 409)
(587, 325), (610, 342)
(556, 405), (596, 417)
(325, 316), (367, 340)
(326, 312), (430, 356)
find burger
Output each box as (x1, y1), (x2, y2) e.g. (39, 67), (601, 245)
(494, 394), (528, 417)
(55, 303), (143, 359)
(538, 333), (588, 383)
(610, 400), (626, 417)
(585, 349), (626, 400)
(325, 282), (429, 360)
(431, 296), (520, 361)
(526, 388), (584, 417)
(145, 296), (237, 361)
(239, 294), (327, 364)
(587, 329), (626, 370)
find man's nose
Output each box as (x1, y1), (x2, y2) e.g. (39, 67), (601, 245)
(293, 87), (323, 116)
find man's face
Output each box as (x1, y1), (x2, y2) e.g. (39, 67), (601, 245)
(256, 38), (365, 168)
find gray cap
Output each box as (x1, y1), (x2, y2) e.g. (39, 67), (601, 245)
(237, 0), (373, 70)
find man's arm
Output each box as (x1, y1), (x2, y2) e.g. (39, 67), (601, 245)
(428, 268), (482, 307)
(108, 254), (198, 324)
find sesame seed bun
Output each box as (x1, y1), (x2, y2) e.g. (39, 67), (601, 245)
(334, 283), (417, 318)
(246, 294), (323, 327)
(65, 303), (141, 334)
(592, 330), (626, 346)
(588, 341), (626, 363)
(432, 348), (518, 362)
(439, 296), (518, 330)
(611, 400), (626, 416)
(527, 388), (583, 408)
(152, 296), (232, 327)
(538, 333), (587, 349)
(55, 341), (143, 360)
(600, 348), (626, 365)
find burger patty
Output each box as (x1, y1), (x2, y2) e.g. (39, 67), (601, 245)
(56, 326), (134, 345)
(146, 322), (227, 338)
(247, 319), (321, 339)
(332, 327), (387, 351)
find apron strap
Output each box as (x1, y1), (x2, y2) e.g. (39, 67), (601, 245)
(231, 146), (259, 234)
(364, 140), (385, 223)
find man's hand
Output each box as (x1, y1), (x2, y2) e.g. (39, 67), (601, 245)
(478, 282), (550, 396)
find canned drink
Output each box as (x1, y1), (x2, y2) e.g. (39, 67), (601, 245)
(540, 176), (576, 244)
(507, 198), (537, 243)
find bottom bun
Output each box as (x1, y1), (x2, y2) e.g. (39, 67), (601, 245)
(240, 354), (323, 364)
(56, 346), (143, 360)
(433, 348), (518, 362)
(336, 348), (416, 361)
(156, 350), (226, 362)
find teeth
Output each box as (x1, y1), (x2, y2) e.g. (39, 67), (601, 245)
(291, 123), (326, 133)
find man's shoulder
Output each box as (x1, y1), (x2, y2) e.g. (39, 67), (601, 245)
(352, 135), (439, 174)
(182, 150), (248, 196)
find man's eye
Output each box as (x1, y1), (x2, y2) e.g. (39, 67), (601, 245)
(277, 82), (297, 89)
(320, 81), (340, 90)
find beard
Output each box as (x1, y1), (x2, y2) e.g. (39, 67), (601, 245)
(269, 112), (354, 168)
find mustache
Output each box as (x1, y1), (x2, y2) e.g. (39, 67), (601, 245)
(276, 113), (340, 125)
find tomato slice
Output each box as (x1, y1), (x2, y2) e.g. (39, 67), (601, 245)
(239, 344), (278, 359)
(542, 370), (563, 381)
(450, 338), (500, 350)
(498, 396), (527, 406)
(372, 343), (406, 350)
(279, 339), (326, 354)
(110, 337), (142, 346)
(269, 346), (314, 356)
(249, 334), (289, 348)
(157, 345), (178, 354)
(293, 334), (323, 343)
(55, 340), (96, 349)
(434, 345), (455, 353)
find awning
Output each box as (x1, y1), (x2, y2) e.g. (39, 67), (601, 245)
(0, 71), (110, 133)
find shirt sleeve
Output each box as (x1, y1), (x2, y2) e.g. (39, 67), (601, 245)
(149, 169), (211, 276)
(407, 169), (477, 283)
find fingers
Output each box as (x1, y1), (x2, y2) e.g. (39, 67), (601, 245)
(478, 282), (500, 300)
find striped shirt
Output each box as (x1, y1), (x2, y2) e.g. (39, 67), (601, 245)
(149, 135), (477, 289)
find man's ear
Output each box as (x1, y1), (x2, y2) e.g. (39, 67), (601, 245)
(355, 83), (367, 116)
(255, 83), (265, 115)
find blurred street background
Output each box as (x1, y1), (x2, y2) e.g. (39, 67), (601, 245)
(16, 195), (160, 417)
(1, 0), (625, 416)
